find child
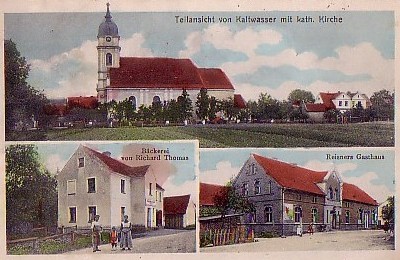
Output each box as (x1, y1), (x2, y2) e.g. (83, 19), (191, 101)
(110, 226), (118, 251)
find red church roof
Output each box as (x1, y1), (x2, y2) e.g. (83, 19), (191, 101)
(253, 154), (328, 195)
(342, 182), (378, 206)
(200, 183), (229, 206)
(109, 57), (234, 90)
(83, 146), (150, 177)
(163, 195), (191, 215)
(234, 94), (247, 109)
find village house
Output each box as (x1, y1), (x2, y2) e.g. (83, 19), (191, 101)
(231, 154), (378, 236)
(163, 194), (196, 229)
(303, 91), (371, 122)
(96, 4), (245, 110)
(57, 145), (164, 230)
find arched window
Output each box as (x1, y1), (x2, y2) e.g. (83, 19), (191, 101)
(335, 188), (339, 201)
(254, 180), (261, 195)
(311, 208), (318, 223)
(329, 187), (333, 199)
(265, 180), (272, 194)
(250, 163), (257, 175)
(129, 96), (137, 110)
(242, 183), (249, 196)
(264, 206), (273, 223)
(106, 53), (113, 66)
(294, 206), (302, 222)
(152, 95), (161, 104)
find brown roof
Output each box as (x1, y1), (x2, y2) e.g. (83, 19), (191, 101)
(304, 103), (327, 112)
(253, 154), (328, 195)
(163, 195), (191, 215)
(200, 183), (229, 206)
(234, 94), (246, 109)
(342, 182), (378, 206)
(67, 96), (99, 109)
(83, 146), (150, 177)
(109, 57), (234, 90)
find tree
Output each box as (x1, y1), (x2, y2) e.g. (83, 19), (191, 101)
(214, 183), (254, 217)
(5, 39), (49, 133)
(6, 145), (57, 235)
(195, 88), (210, 121)
(288, 89), (315, 103)
(370, 89), (394, 120)
(382, 196), (394, 224)
(177, 89), (193, 121)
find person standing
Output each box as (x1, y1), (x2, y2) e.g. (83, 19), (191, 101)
(91, 215), (102, 252)
(110, 226), (118, 251)
(120, 215), (133, 250)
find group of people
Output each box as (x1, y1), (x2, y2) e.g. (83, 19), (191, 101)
(91, 214), (134, 252)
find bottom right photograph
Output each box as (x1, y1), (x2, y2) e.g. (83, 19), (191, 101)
(199, 148), (395, 252)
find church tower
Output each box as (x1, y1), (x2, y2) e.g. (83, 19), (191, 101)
(97, 3), (120, 103)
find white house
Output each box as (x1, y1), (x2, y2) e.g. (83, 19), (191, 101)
(57, 145), (164, 229)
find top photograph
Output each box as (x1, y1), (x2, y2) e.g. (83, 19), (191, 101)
(4, 4), (395, 147)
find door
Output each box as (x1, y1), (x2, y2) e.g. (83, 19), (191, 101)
(156, 210), (162, 227)
(147, 208), (152, 228)
(364, 213), (369, 229)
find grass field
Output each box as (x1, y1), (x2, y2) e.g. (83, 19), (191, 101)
(43, 122), (394, 148)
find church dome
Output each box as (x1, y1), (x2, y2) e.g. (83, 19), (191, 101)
(98, 3), (119, 37)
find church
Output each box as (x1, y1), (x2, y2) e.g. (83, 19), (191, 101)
(96, 4), (244, 109)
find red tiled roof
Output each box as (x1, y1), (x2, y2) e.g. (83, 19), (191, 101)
(234, 94), (246, 109)
(43, 104), (68, 116)
(197, 68), (234, 90)
(304, 103), (327, 113)
(67, 96), (99, 109)
(163, 195), (190, 215)
(83, 146), (150, 177)
(319, 92), (340, 110)
(109, 57), (234, 90)
(200, 183), (229, 206)
(342, 182), (378, 206)
(253, 154), (327, 195)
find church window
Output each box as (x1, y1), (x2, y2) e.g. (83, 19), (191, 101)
(106, 53), (113, 66)
(152, 96), (161, 104)
(129, 96), (137, 110)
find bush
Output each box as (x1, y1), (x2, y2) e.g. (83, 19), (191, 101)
(39, 239), (67, 254)
(7, 245), (33, 255)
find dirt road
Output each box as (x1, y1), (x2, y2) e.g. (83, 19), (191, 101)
(64, 229), (196, 254)
(201, 230), (394, 252)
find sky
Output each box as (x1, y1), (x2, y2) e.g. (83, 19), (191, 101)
(18, 141), (198, 202)
(200, 148), (395, 204)
(4, 8), (394, 101)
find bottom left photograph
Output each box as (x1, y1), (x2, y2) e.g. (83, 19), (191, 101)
(5, 141), (198, 254)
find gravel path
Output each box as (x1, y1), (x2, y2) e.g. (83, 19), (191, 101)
(201, 230), (394, 252)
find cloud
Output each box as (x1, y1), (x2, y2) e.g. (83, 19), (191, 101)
(303, 160), (358, 174)
(343, 172), (394, 203)
(179, 24), (282, 58)
(200, 161), (239, 186)
(28, 33), (153, 99)
(44, 154), (67, 175)
(162, 178), (198, 204)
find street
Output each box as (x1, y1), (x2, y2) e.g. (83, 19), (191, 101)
(64, 229), (196, 254)
(201, 230), (394, 252)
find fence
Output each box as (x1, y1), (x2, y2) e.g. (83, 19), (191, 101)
(201, 225), (254, 247)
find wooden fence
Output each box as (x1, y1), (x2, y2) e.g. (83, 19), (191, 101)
(201, 225), (254, 247)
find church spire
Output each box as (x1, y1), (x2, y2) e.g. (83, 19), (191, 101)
(105, 2), (112, 21)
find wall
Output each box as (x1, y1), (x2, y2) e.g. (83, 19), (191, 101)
(109, 173), (131, 228)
